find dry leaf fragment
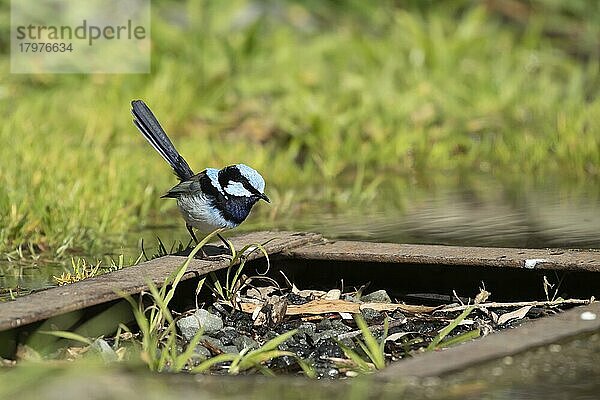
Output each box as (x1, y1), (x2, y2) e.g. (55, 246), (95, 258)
(339, 312), (353, 320)
(253, 295), (288, 327)
(497, 305), (533, 325)
(239, 299), (436, 316)
(324, 289), (341, 300)
(385, 332), (417, 342)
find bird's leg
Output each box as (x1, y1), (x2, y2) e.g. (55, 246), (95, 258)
(217, 233), (229, 249)
(186, 223), (199, 245)
(185, 222), (206, 258)
(186, 224), (212, 258)
(216, 232), (234, 257)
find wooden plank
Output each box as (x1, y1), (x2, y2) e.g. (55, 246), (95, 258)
(0, 231), (322, 331)
(285, 241), (600, 272)
(377, 301), (600, 379)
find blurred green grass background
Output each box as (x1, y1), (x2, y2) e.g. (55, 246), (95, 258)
(0, 0), (599, 259)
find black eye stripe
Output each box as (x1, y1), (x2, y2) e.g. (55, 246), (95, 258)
(234, 175), (259, 195)
(219, 166), (261, 196)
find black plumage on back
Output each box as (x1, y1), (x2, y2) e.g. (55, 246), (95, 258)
(131, 100), (194, 181)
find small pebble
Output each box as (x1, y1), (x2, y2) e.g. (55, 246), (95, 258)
(215, 327), (239, 346)
(176, 309), (224, 342)
(90, 338), (117, 362)
(193, 345), (211, 360)
(201, 336), (224, 351)
(313, 329), (337, 343)
(317, 318), (332, 331)
(287, 293), (310, 305)
(391, 311), (407, 321)
(233, 335), (259, 351)
(176, 315), (201, 342)
(221, 345), (240, 354)
(194, 309), (224, 335)
(326, 368), (339, 378)
(361, 307), (383, 323)
(297, 322), (317, 335)
(361, 290), (391, 303)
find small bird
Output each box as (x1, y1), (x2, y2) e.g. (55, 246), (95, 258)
(131, 100), (269, 247)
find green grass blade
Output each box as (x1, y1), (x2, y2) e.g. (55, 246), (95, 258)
(246, 330), (297, 355)
(437, 328), (481, 349)
(38, 330), (93, 346)
(427, 305), (476, 351)
(173, 325), (206, 371)
(334, 339), (374, 373)
(353, 314), (385, 369)
(190, 353), (238, 374)
(236, 350), (295, 372)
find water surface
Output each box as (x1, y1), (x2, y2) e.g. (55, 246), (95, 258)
(1, 178), (599, 298)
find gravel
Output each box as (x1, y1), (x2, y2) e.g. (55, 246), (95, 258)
(176, 309), (224, 341)
(360, 289), (392, 303)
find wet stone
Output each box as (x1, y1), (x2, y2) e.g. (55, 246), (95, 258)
(287, 293), (310, 305)
(194, 309), (224, 335)
(234, 317), (254, 335)
(90, 338), (117, 362)
(193, 345), (211, 361)
(177, 309), (224, 342)
(361, 289), (392, 303)
(176, 315), (201, 342)
(331, 319), (352, 333)
(297, 322), (317, 336)
(343, 294), (360, 303)
(313, 329), (338, 343)
(361, 307), (383, 323)
(313, 338), (343, 359)
(317, 318), (333, 331)
(391, 310), (407, 321)
(201, 336), (223, 349)
(233, 335), (259, 351)
(221, 345), (239, 354)
(215, 327), (239, 346)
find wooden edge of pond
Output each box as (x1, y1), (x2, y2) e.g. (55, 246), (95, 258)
(0, 230), (599, 379)
(284, 240), (600, 272)
(376, 301), (600, 380)
(0, 231), (322, 331)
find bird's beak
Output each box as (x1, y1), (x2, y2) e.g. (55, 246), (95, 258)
(259, 193), (270, 203)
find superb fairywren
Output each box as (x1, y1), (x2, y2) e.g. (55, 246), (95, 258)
(131, 100), (269, 246)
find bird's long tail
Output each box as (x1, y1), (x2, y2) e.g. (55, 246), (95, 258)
(131, 100), (194, 181)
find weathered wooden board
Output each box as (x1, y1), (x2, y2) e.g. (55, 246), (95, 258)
(285, 241), (600, 272)
(2, 232), (599, 334)
(0, 231), (322, 331)
(377, 301), (600, 379)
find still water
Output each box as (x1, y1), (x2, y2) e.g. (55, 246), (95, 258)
(1, 179), (599, 297)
